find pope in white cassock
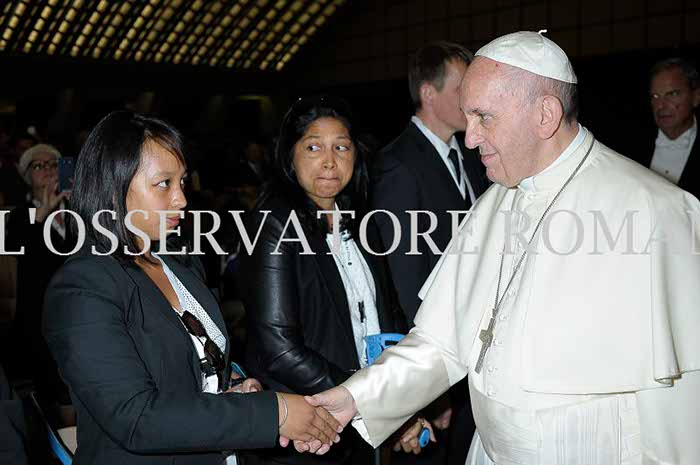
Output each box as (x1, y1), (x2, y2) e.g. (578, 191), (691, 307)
(304, 31), (700, 465)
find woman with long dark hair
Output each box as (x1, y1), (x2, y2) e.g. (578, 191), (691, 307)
(240, 96), (430, 464)
(44, 111), (341, 465)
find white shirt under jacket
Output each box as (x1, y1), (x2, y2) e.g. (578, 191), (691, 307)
(650, 117), (697, 184)
(342, 127), (700, 465)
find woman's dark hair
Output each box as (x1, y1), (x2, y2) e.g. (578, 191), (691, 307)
(263, 95), (370, 237)
(70, 110), (186, 263)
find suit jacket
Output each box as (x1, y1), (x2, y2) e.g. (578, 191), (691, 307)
(634, 130), (700, 201)
(44, 249), (279, 465)
(370, 122), (490, 324)
(239, 194), (407, 464)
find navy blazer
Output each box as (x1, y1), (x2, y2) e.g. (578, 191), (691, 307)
(44, 249), (279, 465)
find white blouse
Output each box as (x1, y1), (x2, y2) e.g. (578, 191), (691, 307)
(326, 230), (381, 368)
(153, 255), (226, 393)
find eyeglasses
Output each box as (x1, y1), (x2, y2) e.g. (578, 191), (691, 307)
(28, 160), (59, 172)
(180, 311), (225, 387)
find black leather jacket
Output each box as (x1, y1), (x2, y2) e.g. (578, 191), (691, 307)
(240, 194), (407, 394)
(238, 194), (407, 464)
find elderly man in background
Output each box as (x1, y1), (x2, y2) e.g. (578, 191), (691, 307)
(306, 31), (700, 465)
(644, 58), (700, 199)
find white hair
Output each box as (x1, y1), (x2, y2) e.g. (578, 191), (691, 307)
(17, 143), (62, 185)
(502, 66), (578, 123)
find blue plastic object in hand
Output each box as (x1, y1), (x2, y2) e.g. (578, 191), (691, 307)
(365, 333), (405, 365)
(230, 362), (247, 378)
(418, 427), (431, 448)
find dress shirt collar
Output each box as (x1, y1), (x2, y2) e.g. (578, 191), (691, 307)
(655, 117), (696, 149)
(411, 115), (461, 160)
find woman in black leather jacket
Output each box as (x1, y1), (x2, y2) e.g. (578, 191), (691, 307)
(240, 96), (429, 464)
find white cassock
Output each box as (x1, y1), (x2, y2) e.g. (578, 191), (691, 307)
(343, 126), (700, 465)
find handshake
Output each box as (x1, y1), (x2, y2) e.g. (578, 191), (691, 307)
(276, 386), (437, 455)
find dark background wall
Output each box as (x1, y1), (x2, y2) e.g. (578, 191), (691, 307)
(286, 0), (700, 153)
(1, 0), (699, 165)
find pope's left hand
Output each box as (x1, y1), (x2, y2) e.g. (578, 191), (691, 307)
(393, 417), (436, 454)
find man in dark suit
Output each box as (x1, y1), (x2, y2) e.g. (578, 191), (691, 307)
(370, 42), (489, 465)
(643, 58), (700, 199)
(371, 42), (490, 325)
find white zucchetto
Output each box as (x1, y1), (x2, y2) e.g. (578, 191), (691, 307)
(476, 30), (577, 84)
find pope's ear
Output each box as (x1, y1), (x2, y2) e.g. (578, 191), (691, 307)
(537, 94), (564, 140)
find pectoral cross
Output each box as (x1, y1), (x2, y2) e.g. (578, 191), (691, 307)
(474, 316), (496, 374)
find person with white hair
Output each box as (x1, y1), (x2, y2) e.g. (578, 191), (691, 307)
(15, 144), (69, 221)
(303, 31), (700, 465)
(6, 143), (77, 425)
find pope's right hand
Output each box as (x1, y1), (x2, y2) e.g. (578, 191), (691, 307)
(291, 386), (358, 455)
(277, 393), (342, 448)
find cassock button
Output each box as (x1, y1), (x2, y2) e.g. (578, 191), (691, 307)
(499, 314), (508, 321)
(507, 289), (515, 297)
(487, 387), (496, 397)
(487, 365), (494, 373)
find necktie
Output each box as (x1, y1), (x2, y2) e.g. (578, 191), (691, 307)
(448, 148), (462, 186)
